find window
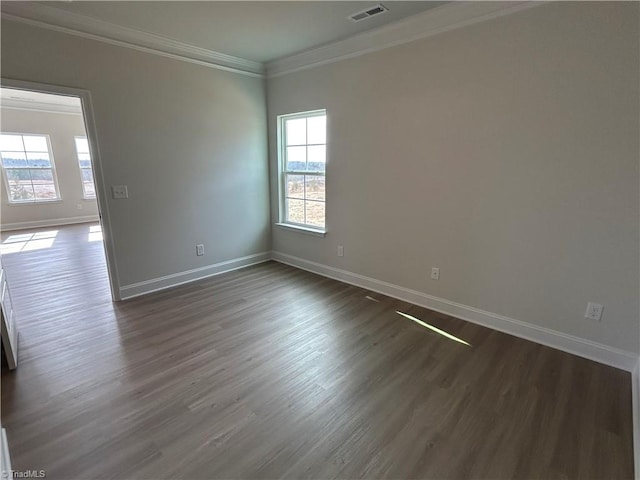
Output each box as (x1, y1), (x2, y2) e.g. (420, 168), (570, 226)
(0, 133), (60, 203)
(74, 137), (96, 198)
(278, 110), (326, 231)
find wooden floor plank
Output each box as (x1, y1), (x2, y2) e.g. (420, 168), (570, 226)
(0, 223), (634, 479)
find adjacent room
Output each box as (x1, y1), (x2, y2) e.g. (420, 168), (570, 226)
(1, 1), (638, 479)
(0, 88), (113, 373)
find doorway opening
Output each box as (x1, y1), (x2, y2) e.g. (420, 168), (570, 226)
(0, 83), (119, 347)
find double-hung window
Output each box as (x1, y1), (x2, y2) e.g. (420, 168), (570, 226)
(74, 136), (96, 198)
(279, 110), (326, 231)
(0, 133), (60, 203)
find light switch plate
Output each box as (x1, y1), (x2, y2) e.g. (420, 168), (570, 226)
(112, 185), (128, 199)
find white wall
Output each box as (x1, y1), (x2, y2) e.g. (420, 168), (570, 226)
(1, 19), (271, 292)
(0, 108), (98, 229)
(268, 2), (640, 355)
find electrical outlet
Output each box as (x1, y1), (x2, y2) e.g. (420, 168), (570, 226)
(431, 267), (440, 280)
(584, 302), (603, 321)
(337, 245), (344, 257)
(111, 185), (128, 199)
(196, 244), (205, 256)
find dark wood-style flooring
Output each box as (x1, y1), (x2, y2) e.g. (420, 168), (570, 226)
(0, 223), (634, 479)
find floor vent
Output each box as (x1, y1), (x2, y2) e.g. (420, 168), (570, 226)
(349, 4), (389, 22)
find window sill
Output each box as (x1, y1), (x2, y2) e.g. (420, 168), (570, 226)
(82, 197), (97, 201)
(7, 199), (62, 206)
(275, 223), (327, 237)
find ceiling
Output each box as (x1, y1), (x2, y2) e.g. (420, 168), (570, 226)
(24, 1), (446, 63)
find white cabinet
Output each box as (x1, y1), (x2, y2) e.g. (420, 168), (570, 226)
(0, 256), (18, 370)
(0, 428), (11, 478)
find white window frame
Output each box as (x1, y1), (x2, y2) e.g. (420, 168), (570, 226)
(0, 133), (61, 204)
(74, 136), (96, 199)
(277, 109), (327, 234)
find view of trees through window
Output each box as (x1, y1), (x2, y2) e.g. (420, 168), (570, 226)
(0, 134), (59, 202)
(75, 137), (96, 198)
(282, 111), (326, 229)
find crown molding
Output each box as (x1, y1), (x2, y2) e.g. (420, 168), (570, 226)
(266, 1), (546, 78)
(1, 104), (82, 116)
(1, 2), (547, 81)
(1, 3), (265, 78)
(1, 99), (82, 115)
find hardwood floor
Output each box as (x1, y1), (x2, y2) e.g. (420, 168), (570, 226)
(1, 223), (634, 479)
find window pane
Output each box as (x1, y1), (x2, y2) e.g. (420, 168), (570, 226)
(75, 137), (90, 154)
(307, 145), (326, 172)
(305, 200), (325, 228)
(81, 169), (94, 182)
(5, 170), (35, 201)
(286, 198), (305, 224)
(286, 146), (306, 171)
(83, 181), (96, 197)
(1, 133), (59, 202)
(34, 182), (57, 200)
(5, 169), (30, 182)
(9, 183), (35, 201)
(78, 153), (91, 168)
(1, 152), (27, 168)
(307, 115), (326, 144)
(279, 110), (327, 229)
(30, 169), (53, 182)
(286, 174), (304, 199)
(0, 135), (23, 151)
(22, 135), (48, 152)
(26, 152), (51, 168)
(285, 118), (306, 146)
(305, 175), (325, 201)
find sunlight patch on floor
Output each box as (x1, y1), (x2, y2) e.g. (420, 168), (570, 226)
(88, 224), (102, 242)
(0, 230), (58, 254)
(396, 311), (471, 346)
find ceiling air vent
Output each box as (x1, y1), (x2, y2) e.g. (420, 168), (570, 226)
(349, 4), (389, 22)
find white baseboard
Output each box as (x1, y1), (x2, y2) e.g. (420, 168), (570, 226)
(119, 251), (271, 300)
(271, 251), (638, 372)
(633, 357), (640, 479)
(0, 215), (99, 231)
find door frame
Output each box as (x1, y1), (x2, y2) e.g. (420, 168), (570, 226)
(1, 78), (121, 301)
